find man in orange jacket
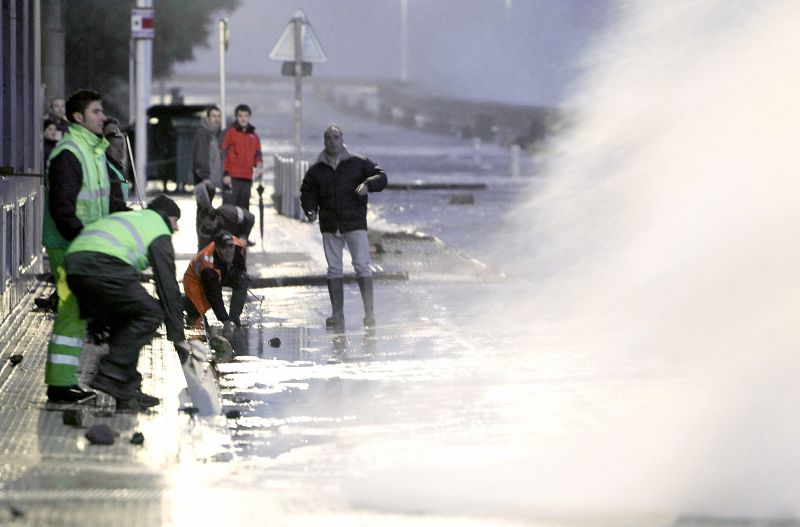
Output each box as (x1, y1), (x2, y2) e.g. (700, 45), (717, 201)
(183, 231), (249, 336)
(221, 104), (263, 210)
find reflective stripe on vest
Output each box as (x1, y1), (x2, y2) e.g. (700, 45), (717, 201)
(48, 354), (81, 367)
(66, 210), (171, 271)
(185, 244), (220, 288)
(43, 125), (111, 248)
(50, 334), (84, 348)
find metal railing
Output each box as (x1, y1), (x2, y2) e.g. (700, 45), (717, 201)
(272, 155), (308, 220)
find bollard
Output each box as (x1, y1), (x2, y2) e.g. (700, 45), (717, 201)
(472, 137), (482, 167)
(510, 144), (521, 178)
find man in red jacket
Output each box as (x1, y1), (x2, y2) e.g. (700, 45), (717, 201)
(221, 104), (263, 210)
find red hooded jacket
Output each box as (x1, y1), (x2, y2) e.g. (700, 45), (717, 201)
(221, 123), (263, 181)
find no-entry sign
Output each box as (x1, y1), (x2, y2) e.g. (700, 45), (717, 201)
(131, 7), (155, 39)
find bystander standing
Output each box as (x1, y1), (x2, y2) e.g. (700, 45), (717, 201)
(221, 104), (263, 210)
(300, 124), (387, 329)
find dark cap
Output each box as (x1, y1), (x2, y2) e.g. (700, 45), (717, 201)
(214, 230), (235, 248)
(147, 194), (181, 219)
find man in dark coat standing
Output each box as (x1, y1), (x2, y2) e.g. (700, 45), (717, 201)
(300, 124), (387, 329)
(192, 105), (224, 189)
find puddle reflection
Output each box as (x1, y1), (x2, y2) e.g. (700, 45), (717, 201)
(224, 323), (379, 363)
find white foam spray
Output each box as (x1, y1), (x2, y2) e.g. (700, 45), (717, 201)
(489, 0), (800, 519)
(342, 0), (800, 522)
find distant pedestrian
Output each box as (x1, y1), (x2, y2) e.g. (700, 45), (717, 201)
(183, 231), (249, 338)
(192, 105), (224, 189)
(103, 118), (132, 205)
(221, 104), (263, 210)
(191, 105), (224, 246)
(66, 195), (191, 412)
(195, 180), (255, 251)
(43, 118), (59, 166)
(46, 97), (70, 139)
(42, 89), (128, 404)
(300, 124), (388, 329)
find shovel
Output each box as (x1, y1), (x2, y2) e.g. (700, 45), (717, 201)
(179, 340), (221, 417)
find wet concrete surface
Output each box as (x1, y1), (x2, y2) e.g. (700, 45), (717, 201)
(0, 79), (770, 526)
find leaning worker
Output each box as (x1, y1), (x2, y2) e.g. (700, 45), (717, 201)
(183, 231), (249, 337)
(195, 179), (255, 251)
(64, 195), (191, 412)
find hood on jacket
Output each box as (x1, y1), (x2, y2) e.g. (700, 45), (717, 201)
(316, 144), (351, 168)
(231, 122), (256, 134)
(202, 117), (221, 135)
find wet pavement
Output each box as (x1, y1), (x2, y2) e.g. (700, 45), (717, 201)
(0, 79), (771, 526)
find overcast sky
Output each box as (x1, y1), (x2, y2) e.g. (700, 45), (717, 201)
(175, 0), (615, 106)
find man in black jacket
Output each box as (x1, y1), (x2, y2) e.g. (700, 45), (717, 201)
(300, 125), (387, 329)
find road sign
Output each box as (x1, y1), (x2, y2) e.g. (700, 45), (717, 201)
(269, 10), (327, 63)
(281, 62), (312, 77)
(131, 7), (155, 39)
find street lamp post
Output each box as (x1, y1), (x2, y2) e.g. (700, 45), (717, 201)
(400, 0), (408, 83)
(219, 18), (229, 127)
(293, 13), (303, 172)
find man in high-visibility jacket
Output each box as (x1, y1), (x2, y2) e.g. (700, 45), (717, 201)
(65, 195), (191, 412)
(183, 231), (249, 337)
(43, 89), (128, 403)
(104, 118), (131, 203)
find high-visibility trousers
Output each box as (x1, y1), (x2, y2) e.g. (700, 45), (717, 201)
(44, 248), (87, 386)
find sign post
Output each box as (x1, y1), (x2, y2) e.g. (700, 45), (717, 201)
(269, 10), (327, 175)
(131, 3), (153, 204)
(219, 18), (229, 128)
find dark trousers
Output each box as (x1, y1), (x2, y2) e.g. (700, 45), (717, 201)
(68, 271), (164, 385)
(223, 178), (252, 211)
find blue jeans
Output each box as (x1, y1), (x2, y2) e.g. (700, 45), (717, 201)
(322, 230), (371, 279)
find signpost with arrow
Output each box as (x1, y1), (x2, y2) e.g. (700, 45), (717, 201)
(269, 10), (327, 229)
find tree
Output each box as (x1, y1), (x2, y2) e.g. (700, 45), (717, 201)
(64, 0), (239, 121)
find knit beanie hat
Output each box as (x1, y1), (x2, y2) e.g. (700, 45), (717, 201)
(147, 194), (181, 219)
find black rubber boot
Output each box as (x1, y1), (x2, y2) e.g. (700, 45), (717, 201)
(325, 278), (345, 329)
(357, 276), (375, 328)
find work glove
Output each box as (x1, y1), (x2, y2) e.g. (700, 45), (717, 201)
(175, 340), (191, 364)
(304, 210), (317, 223)
(222, 320), (236, 339)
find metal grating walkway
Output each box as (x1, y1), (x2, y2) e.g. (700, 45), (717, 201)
(0, 282), (233, 527)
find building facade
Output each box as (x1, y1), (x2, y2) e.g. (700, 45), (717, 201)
(1, 0), (44, 322)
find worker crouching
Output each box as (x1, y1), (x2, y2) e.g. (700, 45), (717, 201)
(64, 195), (191, 412)
(183, 231), (249, 338)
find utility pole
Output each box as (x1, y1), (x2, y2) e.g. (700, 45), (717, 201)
(293, 12), (303, 173)
(132, 2), (154, 203)
(269, 9), (327, 169)
(219, 18), (229, 128)
(400, 0), (408, 83)
(41, 0), (65, 105)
